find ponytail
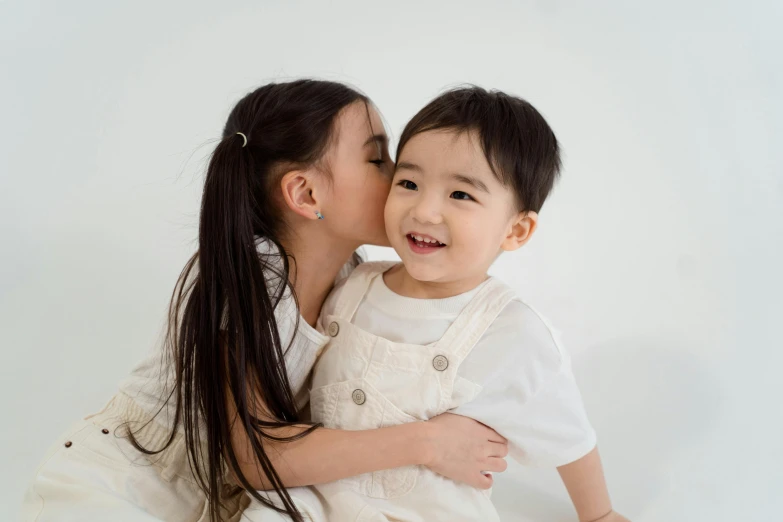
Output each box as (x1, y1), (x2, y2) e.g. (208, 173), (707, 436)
(129, 80), (368, 522)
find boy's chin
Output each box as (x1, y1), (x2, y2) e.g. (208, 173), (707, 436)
(401, 262), (446, 284)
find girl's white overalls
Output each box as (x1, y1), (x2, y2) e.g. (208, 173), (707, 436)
(310, 262), (516, 522)
(20, 392), (328, 522)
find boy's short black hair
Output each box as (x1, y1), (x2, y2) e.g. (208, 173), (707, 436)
(397, 86), (561, 213)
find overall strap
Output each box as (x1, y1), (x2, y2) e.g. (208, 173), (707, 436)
(435, 277), (517, 362)
(331, 261), (397, 322)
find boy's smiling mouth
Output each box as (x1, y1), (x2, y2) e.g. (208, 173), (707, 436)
(406, 232), (447, 254)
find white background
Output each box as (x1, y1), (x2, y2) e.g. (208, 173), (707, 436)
(2, 1), (781, 520)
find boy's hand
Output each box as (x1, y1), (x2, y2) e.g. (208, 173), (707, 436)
(558, 447), (629, 522)
(589, 511), (630, 522)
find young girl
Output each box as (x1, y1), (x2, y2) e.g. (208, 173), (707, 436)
(21, 80), (509, 522)
(309, 87), (630, 522)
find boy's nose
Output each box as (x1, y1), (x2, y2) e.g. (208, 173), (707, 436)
(411, 196), (444, 225)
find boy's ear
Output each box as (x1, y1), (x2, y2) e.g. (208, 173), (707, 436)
(501, 211), (538, 251)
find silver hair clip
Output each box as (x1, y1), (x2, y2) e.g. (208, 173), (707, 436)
(236, 132), (248, 148)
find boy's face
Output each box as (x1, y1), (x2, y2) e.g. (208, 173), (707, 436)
(385, 129), (534, 288)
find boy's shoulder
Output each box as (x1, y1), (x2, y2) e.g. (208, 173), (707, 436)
(477, 285), (567, 366)
(458, 288), (573, 401)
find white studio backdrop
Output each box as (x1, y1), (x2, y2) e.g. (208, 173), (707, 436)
(1, 1), (781, 520)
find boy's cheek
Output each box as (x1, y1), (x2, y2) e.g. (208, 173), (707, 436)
(383, 203), (401, 243)
(384, 198), (402, 228)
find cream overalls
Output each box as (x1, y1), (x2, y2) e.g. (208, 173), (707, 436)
(310, 262), (516, 522)
(20, 392), (328, 522)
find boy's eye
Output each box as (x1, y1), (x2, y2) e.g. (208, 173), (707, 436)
(370, 159), (385, 167)
(451, 191), (473, 201)
(398, 180), (418, 191)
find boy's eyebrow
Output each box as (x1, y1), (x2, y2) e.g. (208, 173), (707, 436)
(397, 162), (490, 193)
(395, 161), (422, 172)
(452, 173), (489, 193)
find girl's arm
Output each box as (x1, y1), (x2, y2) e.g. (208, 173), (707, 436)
(557, 446), (630, 522)
(230, 407), (508, 491)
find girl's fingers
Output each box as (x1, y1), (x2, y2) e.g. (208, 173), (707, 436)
(480, 426), (508, 444)
(483, 456), (508, 473)
(473, 472), (494, 490)
(486, 440), (509, 458)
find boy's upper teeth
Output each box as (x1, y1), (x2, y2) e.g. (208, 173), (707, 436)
(412, 234), (441, 244)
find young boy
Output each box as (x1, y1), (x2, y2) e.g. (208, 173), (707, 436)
(310, 87), (628, 522)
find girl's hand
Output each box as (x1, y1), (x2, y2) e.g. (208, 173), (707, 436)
(423, 412), (508, 489)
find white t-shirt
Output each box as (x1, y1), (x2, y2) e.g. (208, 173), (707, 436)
(321, 273), (596, 468)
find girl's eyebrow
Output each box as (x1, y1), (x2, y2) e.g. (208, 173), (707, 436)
(363, 134), (387, 158)
(363, 134), (388, 148)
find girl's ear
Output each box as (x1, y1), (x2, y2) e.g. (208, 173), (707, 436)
(279, 169), (324, 220)
(501, 211), (538, 251)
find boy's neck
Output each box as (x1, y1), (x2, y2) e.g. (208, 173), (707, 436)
(383, 263), (488, 300)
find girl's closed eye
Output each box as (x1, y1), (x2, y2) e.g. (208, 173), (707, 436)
(398, 180), (418, 191)
(369, 159), (385, 168)
(451, 190), (474, 201)
(370, 158), (395, 177)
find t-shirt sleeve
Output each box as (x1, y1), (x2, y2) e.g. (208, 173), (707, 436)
(451, 299), (596, 468)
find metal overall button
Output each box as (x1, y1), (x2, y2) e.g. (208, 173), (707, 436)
(351, 389), (366, 405)
(432, 355), (449, 371)
(328, 322), (340, 337)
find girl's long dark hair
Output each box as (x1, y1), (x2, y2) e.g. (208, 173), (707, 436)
(130, 80), (367, 522)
